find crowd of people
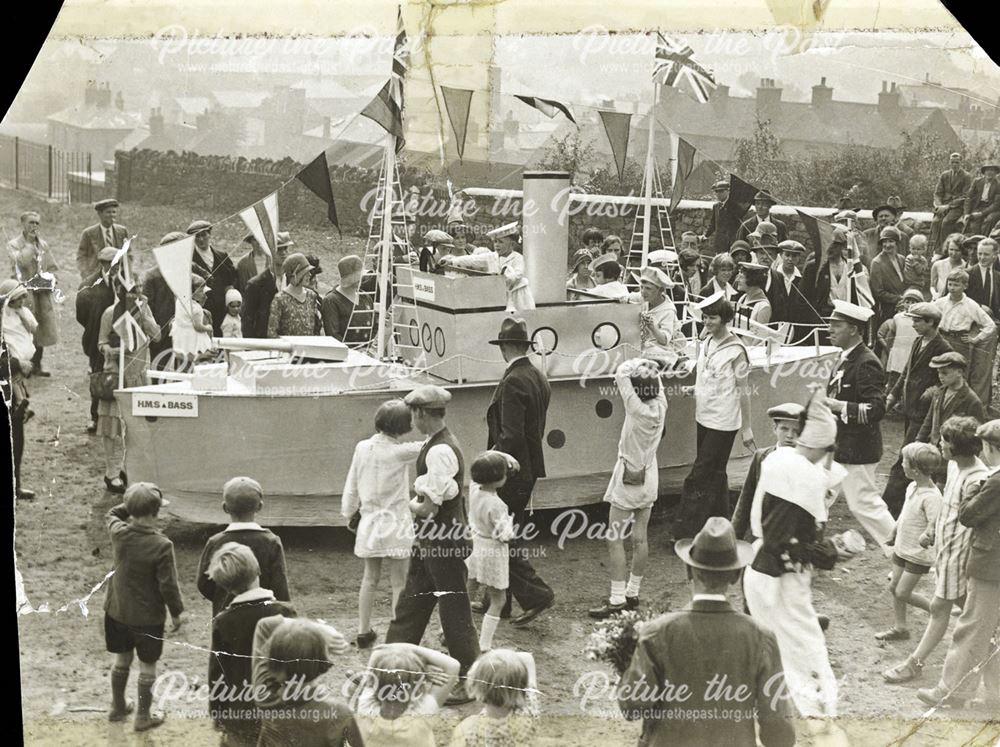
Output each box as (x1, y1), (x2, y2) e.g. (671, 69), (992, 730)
(3, 151), (1000, 745)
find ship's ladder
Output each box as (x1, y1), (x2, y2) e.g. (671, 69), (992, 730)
(624, 157), (677, 292)
(345, 157), (424, 364)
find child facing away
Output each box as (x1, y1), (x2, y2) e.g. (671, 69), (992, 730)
(252, 616), (360, 746)
(903, 234), (931, 299)
(449, 649), (540, 747)
(589, 359), (668, 619)
(877, 288), (924, 392)
(884, 416), (988, 684)
(220, 288), (243, 338)
(352, 642), (460, 747)
(172, 275), (213, 370)
(876, 443), (943, 643)
(197, 476), (290, 617)
(207, 542), (297, 745)
(104, 482), (185, 732)
(465, 451), (519, 652)
(341, 399), (426, 648)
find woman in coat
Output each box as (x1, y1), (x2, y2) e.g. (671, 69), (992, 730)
(267, 253), (320, 338)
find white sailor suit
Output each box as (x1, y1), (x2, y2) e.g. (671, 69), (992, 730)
(827, 342), (896, 552)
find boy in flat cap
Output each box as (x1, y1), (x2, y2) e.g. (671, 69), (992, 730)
(188, 220), (238, 336)
(385, 385), (480, 705)
(916, 352), (986, 449)
(78, 199), (127, 287)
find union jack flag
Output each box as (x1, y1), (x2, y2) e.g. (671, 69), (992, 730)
(362, 6), (409, 151)
(652, 33), (716, 103)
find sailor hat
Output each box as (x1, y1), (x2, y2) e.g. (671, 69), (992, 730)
(692, 289), (726, 310)
(486, 222), (519, 240)
(646, 249), (678, 266)
(637, 266), (674, 289)
(827, 300), (875, 325)
(424, 229), (454, 245)
(589, 252), (621, 274)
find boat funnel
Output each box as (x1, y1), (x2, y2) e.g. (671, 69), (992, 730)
(522, 171), (571, 304)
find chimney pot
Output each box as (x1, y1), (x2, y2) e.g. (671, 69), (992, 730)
(821, 76), (826, 86)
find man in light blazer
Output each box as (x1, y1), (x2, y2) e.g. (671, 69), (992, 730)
(77, 199), (127, 287)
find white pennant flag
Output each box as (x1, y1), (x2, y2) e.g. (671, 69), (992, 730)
(152, 234), (195, 307)
(239, 191), (278, 259)
(113, 308), (148, 352)
(111, 238), (134, 291)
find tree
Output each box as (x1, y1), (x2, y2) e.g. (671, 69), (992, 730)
(732, 116), (791, 197)
(533, 132), (596, 187)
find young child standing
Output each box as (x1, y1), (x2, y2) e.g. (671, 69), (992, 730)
(884, 416), (988, 684)
(197, 476), (290, 617)
(876, 442), (943, 642)
(342, 399), (426, 648)
(207, 542), (296, 745)
(353, 642), (460, 746)
(466, 451), (518, 652)
(104, 482), (184, 732)
(450, 649), (540, 747)
(172, 276), (213, 370)
(903, 234), (931, 299)
(877, 288), (924, 392)
(589, 359), (667, 619)
(220, 288), (243, 338)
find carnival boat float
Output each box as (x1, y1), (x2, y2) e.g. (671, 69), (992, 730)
(118, 169), (837, 525)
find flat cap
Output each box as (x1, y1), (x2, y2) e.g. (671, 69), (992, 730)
(424, 229), (454, 245)
(901, 288), (925, 303)
(711, 179), (730, 191)
(404, 385), (452, 409)
(905, 302), (942, 322)
(777, 240), (806, 255)
(94, 198), (119, 212)
(767, 402), (805, 422)
(97, 246), (119, 262)
(929, 351), (968, 369)
(186, 219), (213, 235)
(159, 231), (188, 246)
(831, 226), (849, 244)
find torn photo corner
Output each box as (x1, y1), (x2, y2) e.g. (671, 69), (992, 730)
(8, 0), (1000, 744)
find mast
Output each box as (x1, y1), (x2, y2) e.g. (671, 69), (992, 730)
(375, 141), (396, 360)
(641, 82), (659, 265)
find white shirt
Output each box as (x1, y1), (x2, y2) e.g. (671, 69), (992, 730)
(1, 305), (37, 362)
(934, 295), (996, 339)
(413, 443), (460, 506)
(692, 594), (728, 602)
(615, 362), (668, 470)
(695, 335), (749, 431)
(591, 280), (630, 301)
(640, 298), (684, 360)
(195, 245), (214, 271)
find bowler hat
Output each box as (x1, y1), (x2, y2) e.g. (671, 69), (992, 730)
(871, 204), (899, 219)
(674, 517), (754, 571)
(489, 317), (531, 346)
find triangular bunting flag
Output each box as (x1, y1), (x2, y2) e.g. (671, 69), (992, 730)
(296, 151), (341, 233)
(110, 238), (134, 291)
(599, 110), (631, 183)
(440, 86), (473, 161)
(152, 234), (195, 307)
(514, 95), (576, 125)
(239, 192), (278, 259)
(670, 134), (696, 211)
(113, 308), (148, 352)
(796, 209), (835, 268)
(725, 174), (760, 223)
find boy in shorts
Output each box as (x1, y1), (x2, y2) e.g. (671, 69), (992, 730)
(104, 482), (184, 731)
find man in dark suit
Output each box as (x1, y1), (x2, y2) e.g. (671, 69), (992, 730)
(241, 234), (292, 338)
(187, 220), (238, 336)
(704, 180), (746, 254)
(234, 234), (269, 294)
(141, 231), (189, 371)
(963, 163), (1000, 237)
(75, 247), (117, 433)
(931, 153), (972, 252)
(881, 303), (952, 516)
(618, 517), (795, 747)
(477, 317), (555, 627)
(736, 191), (787, 244)
(916, 352), (986, 448)
(77, 199), (128, 287)
(825, 300), (896, 554)
(770, 240), (813, 343)
(964, 237), (1000, 405)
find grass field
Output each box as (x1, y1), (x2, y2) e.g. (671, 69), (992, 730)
(7, 186), (999, 745)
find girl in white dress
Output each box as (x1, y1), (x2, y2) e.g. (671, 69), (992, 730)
(342, 400), (426, 648)
(465, 451), (517, 651)
(171, 276), (213, 370)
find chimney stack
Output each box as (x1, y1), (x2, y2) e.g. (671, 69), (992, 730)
(878, 80), (901, 112)
(322, 116), (331, 139)
(756, 78), (783, 110)
(149, 108), (164, 137)
(115, 91), (125, 111)
(811, 76), (833, 106)
(84, 81), (98, 107)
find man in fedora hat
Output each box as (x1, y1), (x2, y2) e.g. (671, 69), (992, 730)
(618, 516), (795, 747)
(77, 199), (128, 287)
(241, 232), (293, 338)
(931, 153), (972, 252)
(187, 220), (238, 336)
(962, 163), (1000, 237)
(743, 386), (841, 719)
(234, 233), (267, 294)
(863, 201), (909, 265)
(736, 190), (787, 245)
(472, 318), (555, 626)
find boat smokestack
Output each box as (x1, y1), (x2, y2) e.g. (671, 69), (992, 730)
(522, 171), (570, 304)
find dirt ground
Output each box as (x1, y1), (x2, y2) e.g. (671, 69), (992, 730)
(8, 188), (999, 745)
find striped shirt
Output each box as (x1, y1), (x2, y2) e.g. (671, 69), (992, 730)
(934, 459), (987, 600)
(933, 294), (996, 339)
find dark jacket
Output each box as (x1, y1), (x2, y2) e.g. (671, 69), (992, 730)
(77, 222), (128, 284)
(736, 214), (787, 244)
(141, 267), (175, 336)
(242, 270), (278, 338)
(705, 201), (747, 254)
(888, 333), (952, 421)
(917, 381), (986, 446)
(235, 251), (265, 294)
(192, 246), (238, 336)
(801, 259), (861, 320)
(960, 469), (1000, 581)
(618, 598), (795, 747)
(934, 169), (972, 210)
(731, 445), (776, 540)
(320, 288), (375, 344)
(196, 525), (291, 617)
(487, 356), (551, 485)
(965, 263), (1000, 319)
(965, 176), (1000, 216)
(828, 343), (886, 464)
(103, 504), (184, 627)
(767, 269), (812, 326)
(869, 251), (907, 325)
(76, 277), (116, 367)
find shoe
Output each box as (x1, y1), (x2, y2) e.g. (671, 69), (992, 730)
(875, 627), (910, 642)
(33, 369), (51, 378)
(356, 630), (377, 649)
(883, 658), (923, 684)
(104, 476), (126, 495)
(588, 599), (626, 620)
(444, 684), (474, 707)
(16, 488), (35, 501)
(818, 615), (830, 632)
(120, 469), (128, 486)
(134, 712), (166, 732)
(625, 596), (640, 610)
(511, 596), (554, 627)
(916, 687), (966, 708)
(108, 701), (134, 722)
(87, 421), (97, 435)
(470, 600), (511, 619)
(23, 408), (35, 424)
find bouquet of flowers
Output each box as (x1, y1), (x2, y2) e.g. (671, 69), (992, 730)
(584, 609), (663, 677)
